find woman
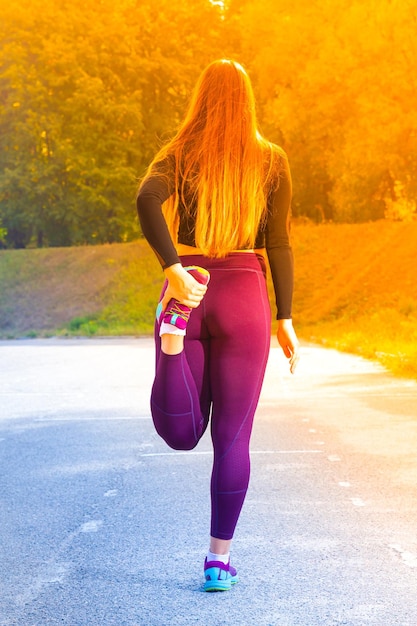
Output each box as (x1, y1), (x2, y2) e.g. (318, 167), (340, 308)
(136, 59), (300, 592)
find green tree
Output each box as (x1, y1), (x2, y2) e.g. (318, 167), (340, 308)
(2, 0), (415, 244)
(227, 0), (417, 223)
(0, 0), (227, 247)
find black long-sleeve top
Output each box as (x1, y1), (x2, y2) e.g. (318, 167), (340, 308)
(136, 156), (294, 319)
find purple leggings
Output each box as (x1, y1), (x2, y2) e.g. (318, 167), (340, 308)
(151, 253), (271, 540)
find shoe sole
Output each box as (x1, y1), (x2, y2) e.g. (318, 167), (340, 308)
(204, 583), (231, 592)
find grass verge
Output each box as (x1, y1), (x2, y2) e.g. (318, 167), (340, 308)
(1, 221), (416, 380)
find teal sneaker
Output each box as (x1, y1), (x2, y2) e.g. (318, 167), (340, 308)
(203, 558), (239, 592)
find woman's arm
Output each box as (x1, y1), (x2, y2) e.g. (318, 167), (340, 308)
(266, 154), (300, 373)
(136, 173), (180, 269)
(136, 170), (207, 308)
(265, 154), (294, 320)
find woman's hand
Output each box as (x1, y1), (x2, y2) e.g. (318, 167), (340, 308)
(161, 263), (208, 312)
(277, 318), (300, 374)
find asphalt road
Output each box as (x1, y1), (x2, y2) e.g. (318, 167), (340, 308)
(0, 338), (416, 626)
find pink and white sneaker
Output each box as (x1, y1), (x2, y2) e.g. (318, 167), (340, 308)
(157, 265), (210, 336)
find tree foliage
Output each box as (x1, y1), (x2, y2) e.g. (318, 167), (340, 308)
(0, 0), (416, 248)
(0, 0), (227, 247)
(230, 0), (417, 223)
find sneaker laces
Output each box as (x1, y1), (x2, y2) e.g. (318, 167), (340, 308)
(167, 301), (190, 322)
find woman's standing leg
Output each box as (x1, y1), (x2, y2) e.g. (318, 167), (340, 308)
(200, 256), (271, 591)
(207, 259), (271, 542)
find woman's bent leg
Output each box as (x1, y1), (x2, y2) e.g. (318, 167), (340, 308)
(151, 313), (210, 451)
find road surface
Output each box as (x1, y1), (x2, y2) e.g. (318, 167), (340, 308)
(0, 338), (416, 626)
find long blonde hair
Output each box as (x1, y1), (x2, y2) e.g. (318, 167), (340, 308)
(141, 59), (283, 257)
